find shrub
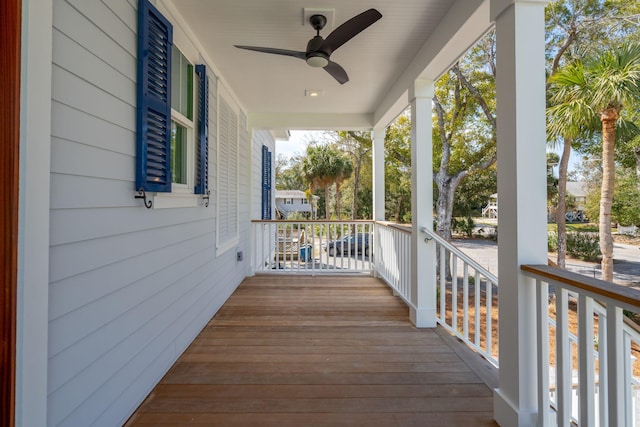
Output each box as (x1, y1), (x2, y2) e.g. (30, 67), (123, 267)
(548, 232), (558, 252)
(452, 216), (474, 237)
(566, 231), (600, 262)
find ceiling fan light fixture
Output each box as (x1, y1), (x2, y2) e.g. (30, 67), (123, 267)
(306, 54), (329, 68)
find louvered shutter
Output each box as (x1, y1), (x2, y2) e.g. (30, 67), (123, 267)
(136, 0), (173, 193)
(267, 150), (273, 219)
(261, 145), (269, 219)
(194, 64), (209, 194)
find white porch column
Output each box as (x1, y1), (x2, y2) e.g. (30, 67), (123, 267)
(491, 0), (548, 425)
(17, 0), (53, 426)
(409, 79), (436, 328)
(372, 127), (385, 279)
(372, 127), (385, 222)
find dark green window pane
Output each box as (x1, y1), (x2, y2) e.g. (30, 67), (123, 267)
(171, 46), (193, 120)
(171, 121), (187, 184)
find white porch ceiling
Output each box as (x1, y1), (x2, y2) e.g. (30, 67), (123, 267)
(171, 0), (491, 131)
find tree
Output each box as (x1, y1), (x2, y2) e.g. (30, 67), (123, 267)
(301, 144), (352, 219)
(337, 131), (372, 220)
(545, 0), (640, 268)
(549, 42), (640, 281)
(275, 154), (305, 191)
(432, 32), (497, 243)
(384, 113), (412, 223)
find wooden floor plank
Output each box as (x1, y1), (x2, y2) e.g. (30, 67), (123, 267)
(125, 275), (497, 426)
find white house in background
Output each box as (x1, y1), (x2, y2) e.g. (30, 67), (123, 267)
(566, 181), (588, 211)
(275, 190), (318, 219)
(8, 0), (564, 425)
(482, 193), (498, 218)
(566, 181), (589, 222)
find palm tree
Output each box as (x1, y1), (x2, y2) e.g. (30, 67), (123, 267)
(301, 144), (352, 219)
(549, 43), (640, 281)
(547, 86), (599, 269)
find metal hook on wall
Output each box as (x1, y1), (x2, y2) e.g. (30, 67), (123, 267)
(202, 190), (211, 207)
(135, 188), (152, 209)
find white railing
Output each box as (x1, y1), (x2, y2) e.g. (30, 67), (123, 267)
(251, 220), (374, 274)
(375, 221), (411, 304)
(424, 229), (499, 366)
(523, 265), (640, 426)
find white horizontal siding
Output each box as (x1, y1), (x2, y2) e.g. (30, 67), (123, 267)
(48, 1), (250, 426)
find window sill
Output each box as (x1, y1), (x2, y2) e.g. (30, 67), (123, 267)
(153, 192), (200, 209)
(216, 237), (239, 257)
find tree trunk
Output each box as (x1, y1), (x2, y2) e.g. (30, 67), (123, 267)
(634, 146), (640, 194)
(599, 109), (619, 282)
(335, 182), (342, 219)
(324, 186), (331, 220)
(351, 157), (362, 220)
(435, 177), (457, 280)
(556, 135), (572, 269)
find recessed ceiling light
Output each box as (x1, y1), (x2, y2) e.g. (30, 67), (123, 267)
(305, 89), (323, 97)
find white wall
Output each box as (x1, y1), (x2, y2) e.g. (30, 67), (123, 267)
(47, 0), (260, 425)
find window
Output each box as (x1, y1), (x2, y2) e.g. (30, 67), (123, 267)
(136, 0), (209, 208)
(301, 198), (308, 205)
(169, 46), (194, 191)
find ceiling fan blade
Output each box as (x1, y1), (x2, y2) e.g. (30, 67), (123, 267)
(234, 45), (306, 60)
(322, 9), (382, 54)
(324, 61), (349, 85)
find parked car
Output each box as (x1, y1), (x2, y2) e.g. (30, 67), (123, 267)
(324, 234), (370, 256)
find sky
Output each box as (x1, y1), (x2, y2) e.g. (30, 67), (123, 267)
(276, 130), (328, 161)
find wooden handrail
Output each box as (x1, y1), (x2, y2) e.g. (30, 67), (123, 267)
(251, 219), (374, 224)
(521, 264), (640, 309)
(374, 220), (412, 234)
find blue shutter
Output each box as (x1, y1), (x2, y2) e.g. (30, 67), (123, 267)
(194, 64), (209, 194)
(261, 145), (269, 219)
(267, 150), (272, 218)
(136, 0), (172, 193)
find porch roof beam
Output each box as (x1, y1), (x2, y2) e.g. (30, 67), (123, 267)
(248, 112), (374, 131)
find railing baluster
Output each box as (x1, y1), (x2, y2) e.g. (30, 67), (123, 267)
(599, 313), (608, 426)
(463, 263), (469, 340)
(537, 278), (549, 427)
(440, 248), (446, 325)
(452, 255), (458, 332)
(607, 304), (624, 427)
(624, 332), (632, 425)
(578, 294), (595, 427)
(486, 279), (492, 358)
(556, 288), (571, 426)
(475, 270), (481, 348)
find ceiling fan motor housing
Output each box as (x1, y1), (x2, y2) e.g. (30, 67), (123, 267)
(306, 35), (329, 67)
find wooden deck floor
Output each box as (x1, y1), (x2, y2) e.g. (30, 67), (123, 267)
(126, 275), (498, 426)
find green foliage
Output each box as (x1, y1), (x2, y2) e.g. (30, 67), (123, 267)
(547, 231), (600, 262)
(453, 167), (496, 217)
(611, 167), (640, 226)
(548, 232), (558, 252)
(275, 154), (305, 191)
(301, 144), (353, 219)
(384, 113), (412, 223)
(452, 217), (475, 238)
(566, 232), (600, 261)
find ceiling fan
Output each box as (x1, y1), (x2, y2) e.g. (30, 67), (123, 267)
(234, 8), (382, 85)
